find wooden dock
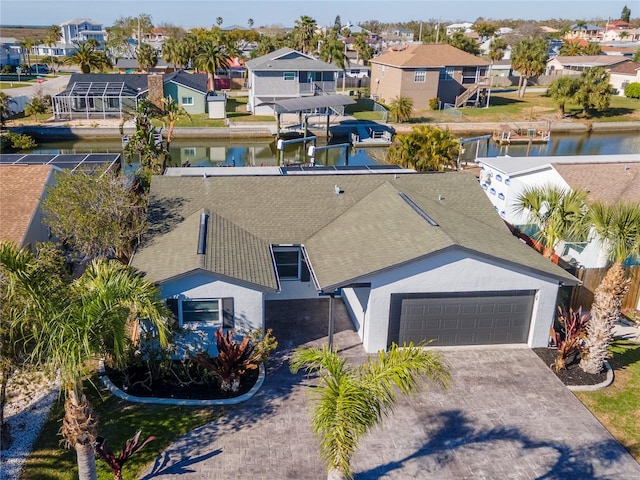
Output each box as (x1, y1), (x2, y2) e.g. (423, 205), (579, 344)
(493, 127), (550, 145)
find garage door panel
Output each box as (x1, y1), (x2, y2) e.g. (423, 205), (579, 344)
(395, 291), (535, 347)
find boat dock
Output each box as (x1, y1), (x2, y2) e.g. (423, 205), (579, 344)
(493, 123), (551, 145)
(349, 124), (393, 147)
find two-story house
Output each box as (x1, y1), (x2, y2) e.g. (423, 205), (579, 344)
(34, 18), (107, 57)
(245, 48), (340, 115)
(369, 43), (489, 109)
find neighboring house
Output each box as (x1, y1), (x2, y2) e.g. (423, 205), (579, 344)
(131, 171), (578, 353)
(52, 71), (208, 119)
(446, 22), (474, 36)
(476, 154), (640, 269)
(369, 43), (490, 109)
(609, 61), (640, 95)
(0, 165), (57, 250)
(115, 58), (177, 74)
(565, 24), (603, 41)
(546, 55), (629, 75)
(0, 37), (23, 67)
(245, 48), (340, 115)
(600, 45), (638, 57)
(34, 18), (107, 57)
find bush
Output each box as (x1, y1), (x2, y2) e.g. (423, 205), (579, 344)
(429, 97), (440, 110)
(4, 131), (37, 150)
(624, 82), (640, 99)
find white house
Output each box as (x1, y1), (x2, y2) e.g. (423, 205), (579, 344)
(476, 154), (640, 268)
(34, 18), (107, 57)
(131, 170), (578, 353)
(609, 61), (640, 95)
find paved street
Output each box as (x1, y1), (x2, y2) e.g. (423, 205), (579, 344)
(139, 299), (640, 480)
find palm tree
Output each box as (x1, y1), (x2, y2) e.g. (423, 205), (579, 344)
(513, 185), (589, 259)
(580, 201), (640, 374)
(547, 76), (581, 118)
(290, 343), (450, 480)
(136, 43), (158, 72)
(576, 67), (613, 116)
(194, 40), (232, 91)
(511, 38), (548, 97)
(45, 25), (61, 49)
(247, 18), (254, 29)
(293, 15), (317, 54)
(387, 126), (460, 172)
(216, 17), (223, 27)
(1, 247), (169, 480)
(64, 42), (103, 73)
(162, 95), (191, 144)
(18, 38), (35, 67)
(388, 95), (413, 123)
(352, 33), (373, 64)
(319, 33), (348, 91)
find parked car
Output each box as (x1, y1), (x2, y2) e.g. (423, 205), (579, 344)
(30, 64), (49, 74)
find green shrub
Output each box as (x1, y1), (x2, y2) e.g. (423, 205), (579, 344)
(624, 82), (640, 99)
(4, 131), (37, 150)
(429, 97), (440, 110)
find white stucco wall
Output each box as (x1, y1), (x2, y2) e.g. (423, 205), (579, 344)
(265, 278), (319, 301)
(478, 162), (606, 268)
(160, 271), (265, 333)
(342, 249), (561, 353)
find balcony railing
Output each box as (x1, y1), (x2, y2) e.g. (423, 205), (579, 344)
(253, 81), (336, 96)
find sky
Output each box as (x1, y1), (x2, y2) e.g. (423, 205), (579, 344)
(0, 0), (632, 28)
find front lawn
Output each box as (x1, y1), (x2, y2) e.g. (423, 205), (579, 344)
(575, 340), (640, 462)
(20, 379), (223, 480)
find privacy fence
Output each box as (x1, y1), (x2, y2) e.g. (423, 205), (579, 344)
(570, 266), (640, 313)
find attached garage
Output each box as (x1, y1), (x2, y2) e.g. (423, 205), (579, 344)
(388, 291), (536, 347)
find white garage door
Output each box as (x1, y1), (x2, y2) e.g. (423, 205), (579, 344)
(388, 291), (536, 347)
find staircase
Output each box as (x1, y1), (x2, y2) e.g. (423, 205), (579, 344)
(454, 83), (480, 108)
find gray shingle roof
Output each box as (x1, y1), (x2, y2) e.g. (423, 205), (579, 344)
(132, 173), (578, 289)
(245, 47), (340, 72)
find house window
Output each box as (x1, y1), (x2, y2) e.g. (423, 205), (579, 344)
(414, 69), (426, 82)
(273, 248), (300, 280)
(283, 72), (296, 81)
(439, 67), (455, 81)
(181, 96), (194, 105)
(182, 299), (220, 324)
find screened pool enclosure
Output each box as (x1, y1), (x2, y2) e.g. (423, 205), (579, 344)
(53, 81), (143, 120)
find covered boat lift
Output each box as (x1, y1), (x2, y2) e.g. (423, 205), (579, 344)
(269, 95), (356, 139)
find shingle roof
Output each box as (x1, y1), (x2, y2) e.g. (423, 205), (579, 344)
(552, 162), (640, 205)
(56, 71), (208, 97)
(132, 173), (578, 289)
(245, 47), (340, 72)
(477, 154), (640, 176)
(551, 56), (628, 67)
(609, 61), (640, 75)
(0, 165), (53, 246)
(370, 44), (489, 68)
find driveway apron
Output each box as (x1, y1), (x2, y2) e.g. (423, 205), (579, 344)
(140, 299), (640, 479)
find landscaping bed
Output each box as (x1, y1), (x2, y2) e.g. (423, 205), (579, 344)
(533, 347), (607, 386)
(105, 361), (259, 400)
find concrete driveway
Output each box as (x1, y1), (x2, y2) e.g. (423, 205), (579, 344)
(140, 299), (640, 479)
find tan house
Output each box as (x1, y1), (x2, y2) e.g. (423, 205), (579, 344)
(0, 165), (57, 250)
(546, 55), (629, 76)
(369, 44), (489, 110)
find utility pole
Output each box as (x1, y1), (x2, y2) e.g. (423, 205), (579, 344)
(419, 22), (422, 43)
(435, 20), (440, 44)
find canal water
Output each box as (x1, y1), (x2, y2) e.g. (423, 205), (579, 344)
(26, 131), (640, 168)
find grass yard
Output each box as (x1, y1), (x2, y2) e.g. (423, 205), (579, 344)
(0, 81), (34, 88)
(575, 340), (640, 462)
(409, 91), (640, 125)
(20, 379), (224, 480)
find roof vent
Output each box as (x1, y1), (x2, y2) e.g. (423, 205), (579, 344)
(625, 165), (630, 171)
(335, 185), (344, 194)
(197, 213), (208, 255)
(438, 195), (444, 201)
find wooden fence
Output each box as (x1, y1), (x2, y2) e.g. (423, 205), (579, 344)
(570, 266), (640, 312)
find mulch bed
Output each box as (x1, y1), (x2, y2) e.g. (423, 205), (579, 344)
(105, 362), (259, 400)
(533, 348), (607, 387)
